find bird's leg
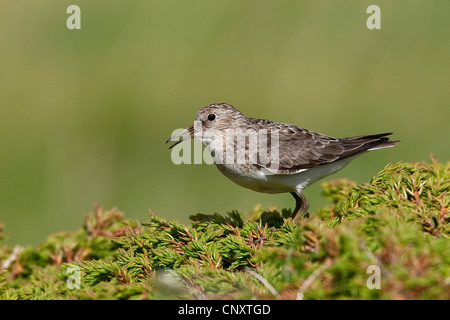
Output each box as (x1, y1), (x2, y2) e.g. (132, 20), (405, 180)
(290, 191), (310, 222)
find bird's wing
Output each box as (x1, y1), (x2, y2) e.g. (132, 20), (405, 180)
(247, 119), (396, 175)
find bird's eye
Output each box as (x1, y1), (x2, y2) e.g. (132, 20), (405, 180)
(208, 114), (216, 121)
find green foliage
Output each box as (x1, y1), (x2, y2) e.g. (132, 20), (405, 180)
(0, 159), (449, 299)
(318, 156), (449, 238)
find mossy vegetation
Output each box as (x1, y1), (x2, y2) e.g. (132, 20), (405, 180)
(0, 157), (448, 299)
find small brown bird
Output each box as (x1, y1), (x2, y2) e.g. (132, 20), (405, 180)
(167, 103), (399, 221)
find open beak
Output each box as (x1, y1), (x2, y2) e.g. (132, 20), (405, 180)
(166, 124), (194, 149)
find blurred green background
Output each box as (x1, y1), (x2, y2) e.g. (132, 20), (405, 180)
(0, 1), (449, 245)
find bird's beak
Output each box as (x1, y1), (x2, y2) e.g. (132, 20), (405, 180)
(166, 124), (194, 149)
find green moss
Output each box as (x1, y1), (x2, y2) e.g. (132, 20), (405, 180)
(0, 158), (449, 299)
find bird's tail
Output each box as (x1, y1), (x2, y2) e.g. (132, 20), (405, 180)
(342, 132), (400, 153)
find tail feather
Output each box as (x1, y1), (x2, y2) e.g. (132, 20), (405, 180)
(367, 139), (400, 151)
(340, 133), (400, 157)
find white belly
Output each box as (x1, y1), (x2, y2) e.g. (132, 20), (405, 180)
(215, 156), (357, 194)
